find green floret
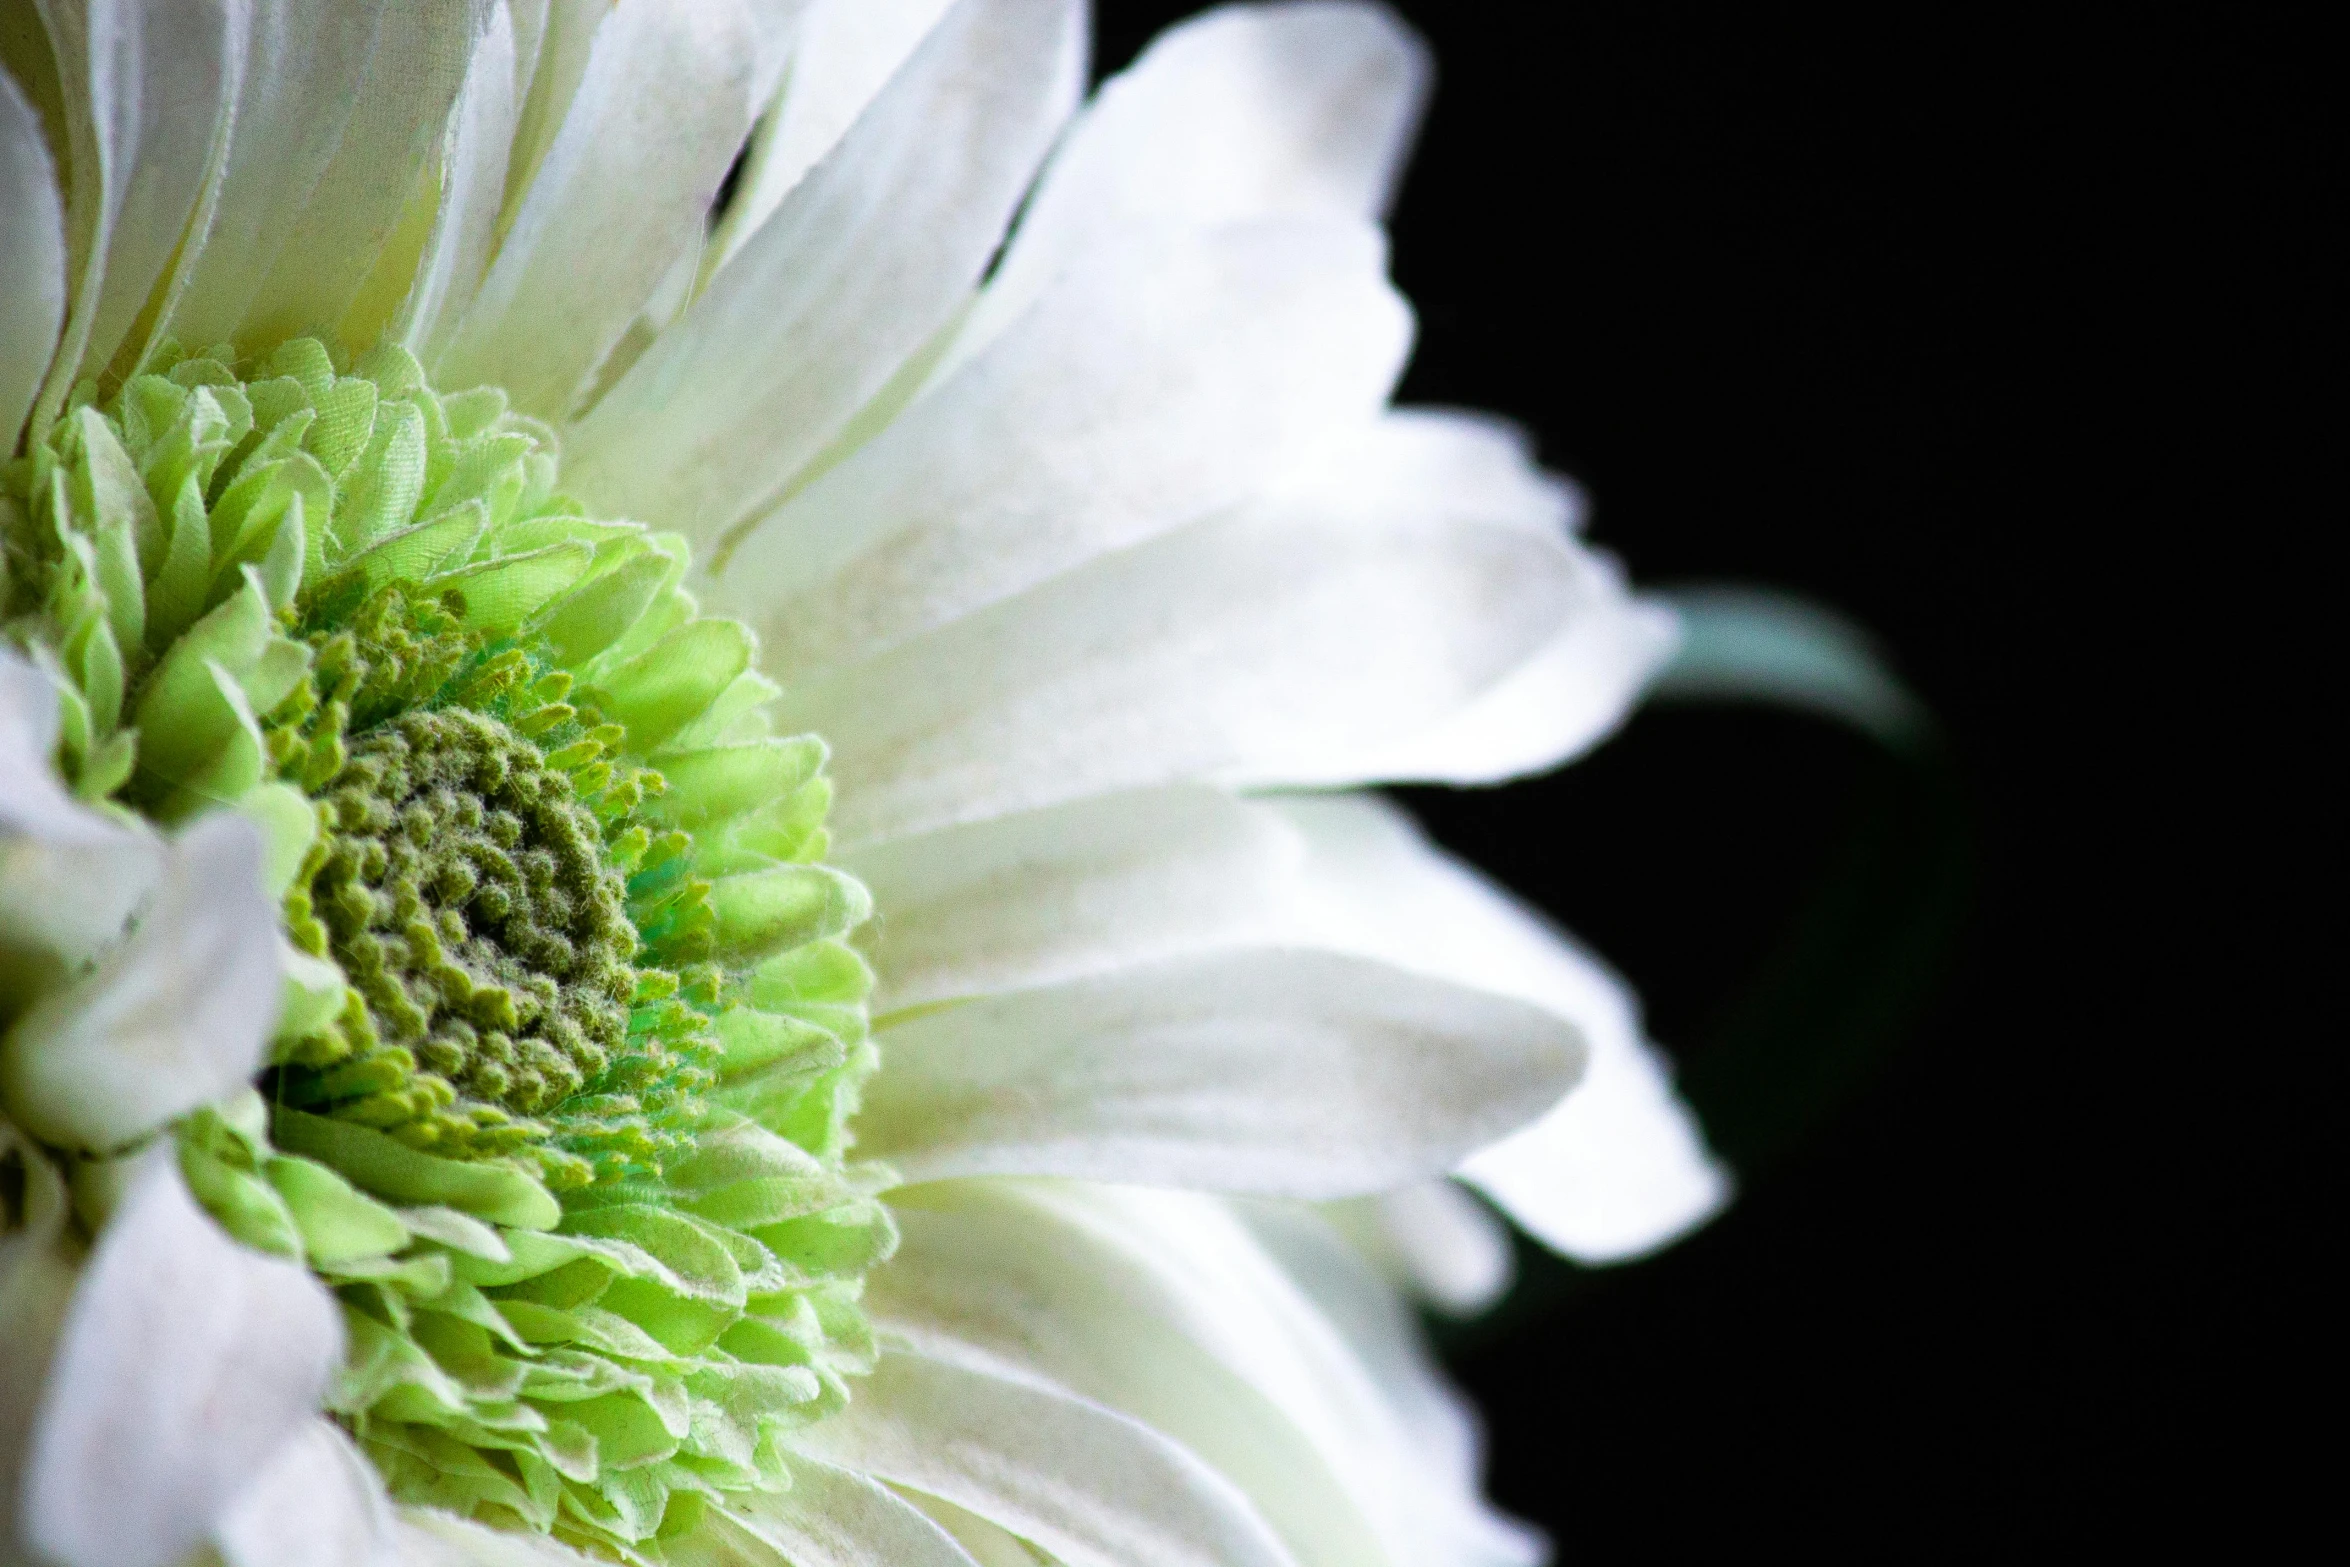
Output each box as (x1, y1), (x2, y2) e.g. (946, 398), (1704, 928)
(1, 338), (889, 1560)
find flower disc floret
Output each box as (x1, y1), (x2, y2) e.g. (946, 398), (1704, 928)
(2, 337), (891, 1556)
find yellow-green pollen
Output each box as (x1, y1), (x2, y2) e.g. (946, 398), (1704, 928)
(3, 338), (890, 1558)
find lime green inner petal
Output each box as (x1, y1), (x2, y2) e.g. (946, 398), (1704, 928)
(1, 338), (887, 1559)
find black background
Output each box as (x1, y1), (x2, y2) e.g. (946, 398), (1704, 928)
(1087, 3), (2309, 1550)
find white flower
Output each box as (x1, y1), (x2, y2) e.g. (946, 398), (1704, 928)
(2, 2), (1749, 1563)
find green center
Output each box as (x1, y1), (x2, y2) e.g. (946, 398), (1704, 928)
(3, 337), (891, 1557)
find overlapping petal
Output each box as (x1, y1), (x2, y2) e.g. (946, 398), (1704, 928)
(0, 2), (1778, 1562)
(873, 1181), (1535, 1567)
(21, 1149), (341, 1567)
(857, 948), (1581, 1197)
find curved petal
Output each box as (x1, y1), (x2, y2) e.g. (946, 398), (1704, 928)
(1266, 793), (1732, 1262)
(1228, 408), (1679, 786)
(1229, 1198), (1542, 1566)
(1325, 1180), (1517, 1317)
(714, 217), (1412, 678)
(391, 0), (520, 364)
(0, 648), (103, 843)
(839, 785), (1299, 1013)
(1, 65), (66, 445)
(0, 812), (281, 1150)
(165, 0), (391, 350)
(215, 1419), (399, 1567)
(855, 947), (1580, 1198)
(788, 1333), (1296, 1567)
(393, 1506), (594, 1565)
(1294, 585), (1678, 786)
(874, 1180), (1529, 1567)
(963, 0), (1427, 364)
(433, 0), (756, 418)
(26, 0), (237, 416)
(691, 1456), (983, 1567)
(23, 1149), (341, 1567)
(238, 0), (487, 352)
(780, 501), (1576, 847)
(704, 0), (961, 271)
(565, 0), (1083, 545)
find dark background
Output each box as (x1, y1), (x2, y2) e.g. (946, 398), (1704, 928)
(1087, 3), (2308, 1549)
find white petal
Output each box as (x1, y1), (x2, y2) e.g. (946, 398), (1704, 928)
(0, 812), (281, 1150)
(165, 0), (391, 350)
(392, 1), (520, 363)
(961, 0), (1427, 367)
(876, 1181), (1525, 1567)
(738, 0), (815, 115)
(24, 1149), (341, 1567)
(714, 217), (1412, 678)
(839, 786), (1299, 1013)
(1326, 1180), (1517, 1317)
(1, 65), (66, 444)
(1297, 588), (1678, 787)
(565, 0), (1083, 546)
(238, 0), (488, 352)
(433, 0), (755, 418)
(1265, 792), (1732, 1262)
(789, 1334), (1296, 1567)
(775, 489), (1575, 846)
(1229, 1199), (1542, 1567)
(215, 1420), (398, 1567)
(1459, 1034), (1732, 1265)
(26, 0), (237, 410)
(855, 947), (1579, 1198)
(1219, 409), (1678, 787)
(690, 1457), (983, 1567)
(394, 1506), (595, 1565)
(0, 648), (107, 844)
(703, 0), (960, 271)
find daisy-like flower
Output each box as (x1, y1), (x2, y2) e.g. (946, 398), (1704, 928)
(2, 2), (1759, 1563)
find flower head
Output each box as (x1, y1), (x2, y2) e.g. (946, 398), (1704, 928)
(4, 2), (1734, 1563)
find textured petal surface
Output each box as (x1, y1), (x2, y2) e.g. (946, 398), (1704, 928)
(717, 218), (1411, 677)
(24, 1150), (340, 1567)
(779, 494), (1575, 845)
(433, 0), (756, 418)
(967, 0), (1427, 357)
(165, 0), (390, 349)
(695, 1457), (983, 1567)
(707, 0), (958, 268)
(840, 786), (1298, 1013)
(30, 0), (237, 403)
(0, 812), (280, 1149)
(1268, 793), (1732, 1262)
(393, 1), (520, 363)
(567, 0), (1083, 544)
(215, 1420), (398, 1567)
(856, 947), (1579, 1197)
(0, 66), (66, 443)
(789, 1334), (1296, 1567)
(875, 1181), (1533, 1567)
(238, 0), (486, 350)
